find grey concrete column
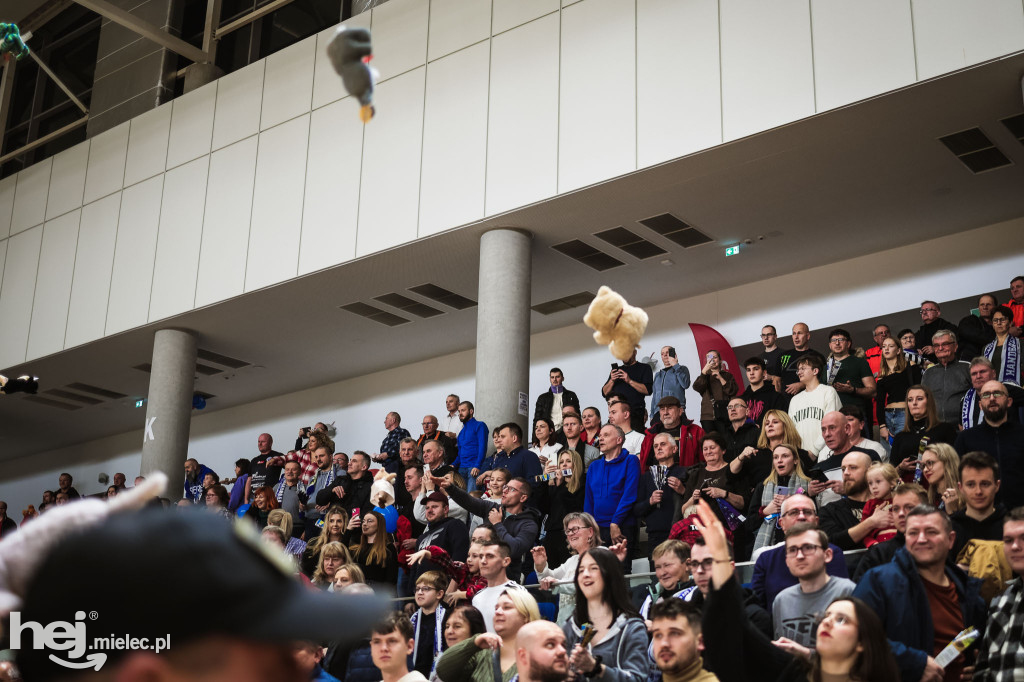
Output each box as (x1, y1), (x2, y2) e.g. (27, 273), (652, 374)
(141, 328), (198, 491)
(475, 229), (532, 435)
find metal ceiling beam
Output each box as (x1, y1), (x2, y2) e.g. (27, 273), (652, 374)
(216, 0), (295, 39)
(0, 115), (88, 165)
(0, 59), (16, 155)
(27, 51), (88, 114)
(73, 0), (211, 64)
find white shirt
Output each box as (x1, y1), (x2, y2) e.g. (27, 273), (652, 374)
(622, 430), (645, 456)
(413, 489), (468, 525)
(472, 580), (524, 632)
(440, 412), (463, 437)
(550, 392), (564, 429)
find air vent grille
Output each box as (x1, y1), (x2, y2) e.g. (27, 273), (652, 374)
(594, 227), (668, 260)
(1001, 113), (1024, 144)
(408, 284), (476, 310)
(938, 127), (1012, 173)
(532, 291), (596, 315)
(25, 396), (82, 410)
(374, 293), (443, 318)
(195, 364), (223, 376)
(44, 389), (102, 405)
(551, 240), (624, 271)
(638, 213), (714, 248)
(196, 349), (250, 369)
(66, 382), (127, 399)
(340, 302), (410, 327)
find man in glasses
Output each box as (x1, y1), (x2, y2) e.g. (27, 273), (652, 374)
(772, 524), (856, 647)
(955, 380), (1024, 510)
(684, 538), (772, 639)
(922, 329), (971, 424)
(749, 494), (849, 609)
(915, 300), (957, 364)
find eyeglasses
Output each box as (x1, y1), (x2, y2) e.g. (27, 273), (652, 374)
(687, 558), (715, 572)
(785, 544), (824, 557)
(502, 485), (523, 494)
(920, 308), (939, 314)
(920, 460), (938, 470)
(760, 333), (775, 338)
(829, 338), (847, 344)
(933, 342), (955, 348)
(565, 526), (585, 536)
(414, 586), (438, 594)
(980, 391), (1007, 400)
(726, 404), (745, 410)
(781, 508), (815, 519)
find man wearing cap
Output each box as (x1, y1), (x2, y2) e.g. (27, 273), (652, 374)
(411, 491), (470, 582)
(639, 396), (705, 470)
(12, 507), (388, 682)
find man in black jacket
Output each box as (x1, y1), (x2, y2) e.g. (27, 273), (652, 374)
(317, 451), (373, 515)
(955, 380), (1024, 509)
(852, 483), (927, 581)
(535, 367), (580, 431)
(916, 300), (958, 364)
(410, 491), (470, 582)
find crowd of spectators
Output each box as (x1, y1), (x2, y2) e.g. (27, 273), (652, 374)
(3, 276), (1024, 682)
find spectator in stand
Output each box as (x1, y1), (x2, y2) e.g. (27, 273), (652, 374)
(986, 305), (1022, 386)
(535, 367), (580, 431)
(721, 398), (760, 462)
(418, 415), (456, 465)
(294, 421), (329, 451)
(478, 423), (542, 483)
(1008, 275), (1024, 333)
(973, 505), (1024, 680)
(891, 385), (958, 476)
(0, 501), (16, 538)
(266, 508), (307, 562)
(959, 293), (999, 360)
(535, 449), (587, 568)
(876, 336), (924, 444)
(637, 539), (692, 619)
(305, 439), (343, 537)
(897, 328), (928, 368)
(677, 433), (746, 523)
(343, 509), (399, 590)
(333, 563), (365, 591)
(602, 349), (654, 432)
(955, 380), (1024, 510)
(563, 547), (648, 682)
(759, 325), (784, 390)
(534, 512), (603, 625)
(443, 586), (539, 682)
(648, 599), (717, 682)
(922, 329), (971, 424)
(456, 401), (489, 492)
(183, 459), (214, 503)
(581, 406), (602, 446)
(417, 463), (469, 525)
(853, 483), (928, 581)
(728, 410), (816, 494)
(916, 300), (958, 364)
(38, 490), (54, 513)
(787, 354), (841, 457)
(244, 485), (280, 530)
(950, 451), (1005, 560)
(440, 394), (464, 442)
(275, 461), (307, 537)
(515, 621), (572, 682)
(367, 613), (425, 682)
(530, 417), (562, 469)
(639, 396), (705, 470)
(838, 405), (887, 461)
(442, 604), (487, 650)
(106, 485), (120, 498)
(292, 640), (337, 682)
(818, 452), (890, 573)
(203, 484), (231, 518)
(813, 412), (881, 508)
(860, 463), (900, 548)
(694, 501), (901, 682)
(778, 323), (827, 396)
(651, 346), (691, 421)
(302, 505), (348, 577)
(693, 349), (739, 436)
(471, 540), (529, 631)
(586, 424), (641, 558)
(824, 328), (876, 432)
(919, 443), (963, 513)
(741, 356), (787, 426)
(607, 397), (645, 455)
(311, 541), (353, 590)
(439, 473), (540, 581)
(225, 458), (251, 512)
(408, 539), (487, 606)
(750, 494), (850, 609)
(683, 538), (772, 640)
(372, 412), (411, 474)
(412, 491), (470, 583)
(854, 505), (986, 682)
(559, 411), (600, 470)
(635, 433), (687, 559)
(251, 432), (284, 492)
(54, 491), (69, 506)
(745, 444), (814, 557)
(409, 570), (448, 677)
(864, 324), (890, 377)
(772, 524), (856, 648)
(961, 357), (1024, 429)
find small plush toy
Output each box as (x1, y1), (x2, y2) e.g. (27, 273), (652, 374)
(0, 23), (30, 61)
(369, 470), (398, 533)
(583, 285), (649, 362)
(326, 25), (375, 123)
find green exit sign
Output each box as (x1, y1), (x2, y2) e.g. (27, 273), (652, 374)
(725, 245), (740, 257)
(135, 399), (145, 408)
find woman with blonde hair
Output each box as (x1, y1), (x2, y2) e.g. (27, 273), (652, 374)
(532, 511), (601, 624)
(312, 541), (352, 589)
(533, 449), (586, 568)
(302, 506), (349, 577)
(745, 444), (814, 554)
(332, 563), (366, 591)
(921, 443), (964, 513)
(267, 508), (307, 560)
(730, 410), (815, 492)
(344, 509), (398, 589)
(435, 587), (540, 682)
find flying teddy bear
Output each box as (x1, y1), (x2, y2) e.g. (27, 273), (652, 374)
(583, 285), (649, 362)
(369, 470), (399, 533)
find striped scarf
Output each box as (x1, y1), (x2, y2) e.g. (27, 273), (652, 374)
(961, 388), (981, 429)
(411, 604), (446, 675)
(985, 337), (1021, 386)
(306, 465), (337, 498)
(752, 474), (810, 554)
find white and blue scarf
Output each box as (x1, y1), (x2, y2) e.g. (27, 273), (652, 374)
(306, 465), (338, 499)
(411, 603), (446, 675)
(985, 337), (1021, 386)
(961, 388), (981, 430)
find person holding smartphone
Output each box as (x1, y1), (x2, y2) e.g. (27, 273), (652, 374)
(650, 346), (691, 424)
(601, 349), (654, 432)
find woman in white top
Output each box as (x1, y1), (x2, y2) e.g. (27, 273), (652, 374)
(530, 417), (562, 469)
(531, 512), (600, 625)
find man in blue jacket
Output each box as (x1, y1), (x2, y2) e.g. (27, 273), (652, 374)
(455, 400), (488, 491)
(853, 505), (986, 682)
(585, 424), (640, 567)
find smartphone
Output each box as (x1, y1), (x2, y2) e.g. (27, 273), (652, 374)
(777, 486), (790, 497)
(562, 469), (573, 477)
(706, 353), (715, 362)
(611, 363), (619, 370)
(352, 507), (360, 518)
(668, 347), (676, 358)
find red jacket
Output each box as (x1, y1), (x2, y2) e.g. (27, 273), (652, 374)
(639, 422), (706, 469)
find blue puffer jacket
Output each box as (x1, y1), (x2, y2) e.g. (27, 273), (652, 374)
(342, 641), (379, 682)
(852, 547), (986, 682)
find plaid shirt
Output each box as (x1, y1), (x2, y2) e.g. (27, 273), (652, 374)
(268, 449), (317, 487)
(975, 578), (1024, 681)
(380, 427), (411, 465)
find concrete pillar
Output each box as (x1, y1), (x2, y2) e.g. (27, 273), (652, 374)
(141, 328), (198, 493)
(474, 228), (532, 436)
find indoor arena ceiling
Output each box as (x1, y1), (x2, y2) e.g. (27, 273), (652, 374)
(3, 50), (1024, 464)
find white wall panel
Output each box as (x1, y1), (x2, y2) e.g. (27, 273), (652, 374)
(0, 226), (42, 368)
(26, 211), (80, 359)
(196, 137), (257, 306)
(45, 142), (89, 221)
(261, 37), (315, 131)
(245, 115), (308, 291)
(637, 0), (721, 168)
(559, 0), (636, 193)
(65, 193), (120, 349)
(420, 43), (488, 236)
(105, 176), (162, 335)
(165, 83), (216, 170)
(486, 13), (559, 215)
(11, 158), (52, 235)
(721, 0), (815, 141)
(0, 241), (6, 303)
(213, 61), (264, 150)
(124, 103), (172, 186)
(356, 67), (424, 256)
(428, 0), (491, 61)
(312, 13), (372, 110)
(83, 123), (128, 204)
(812, 0), (916, 111)
(912, 0), (1024, 80)
(149, 157), (208, 320)
(371, 0), (428, 81)
(300, 100), (361, 275)
(0, 174), (16, 239)
(492, 0), (559, 34)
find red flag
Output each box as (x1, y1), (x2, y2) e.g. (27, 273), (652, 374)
(688, 323), (745, 391)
